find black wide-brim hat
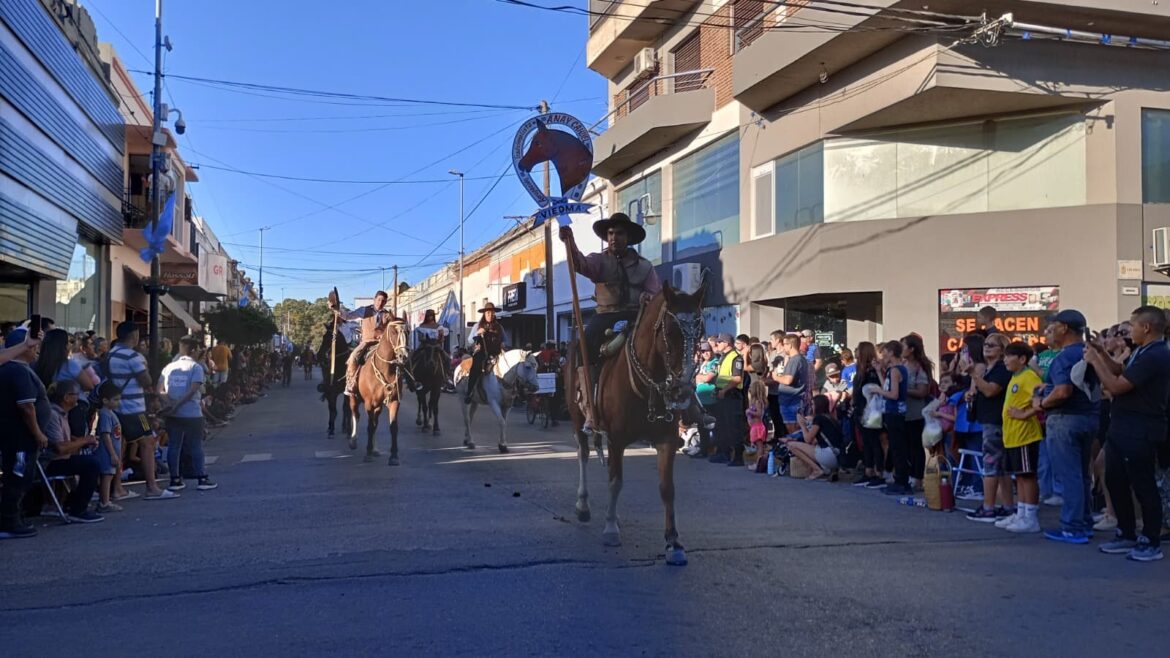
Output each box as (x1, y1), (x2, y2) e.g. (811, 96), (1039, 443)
(592, 212), (646, 246)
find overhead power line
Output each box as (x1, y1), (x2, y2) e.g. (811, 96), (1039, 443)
(193, 163), (501, 185)
(130, 70), (541, 111)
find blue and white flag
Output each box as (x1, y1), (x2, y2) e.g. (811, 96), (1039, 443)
(139, 192), (176, 263)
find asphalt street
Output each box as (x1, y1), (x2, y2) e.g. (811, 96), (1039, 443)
(1, 374), (1165, 657)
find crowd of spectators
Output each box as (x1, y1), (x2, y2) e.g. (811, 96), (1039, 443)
(1, 317), (281, 539)
(686, 305), (1170, 563)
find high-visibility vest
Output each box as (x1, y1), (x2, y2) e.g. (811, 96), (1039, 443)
(715, 349), (742, 390)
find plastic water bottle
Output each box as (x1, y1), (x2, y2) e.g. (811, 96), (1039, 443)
(898, 496), (917, 507)
(767, 451), (776, 476)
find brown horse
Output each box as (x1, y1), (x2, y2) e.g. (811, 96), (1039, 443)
(410, 343), (447, 435)
(517, 122), (591, 197)
(348, 322), (410, 465)
(315, 323), (352, 438)
(566, 276), (708, 566)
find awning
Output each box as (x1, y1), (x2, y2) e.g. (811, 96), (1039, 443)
(160, 294), (201, 331)
(169, 285), (225, 303)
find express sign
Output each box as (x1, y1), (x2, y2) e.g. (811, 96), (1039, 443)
(939, 286), (1059, 354)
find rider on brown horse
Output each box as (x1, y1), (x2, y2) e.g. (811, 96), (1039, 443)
(561, 212), (712, 433)
(413, 309), (451, 373)
(337, 290), (405, 396)
(464, 302), (506, 403)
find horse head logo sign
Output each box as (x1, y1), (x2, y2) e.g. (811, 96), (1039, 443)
(512, 113), (594, 227)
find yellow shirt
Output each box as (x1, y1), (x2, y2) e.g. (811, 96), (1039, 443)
(210, 344), (232, 371)
(1002, 368), (1043, 448)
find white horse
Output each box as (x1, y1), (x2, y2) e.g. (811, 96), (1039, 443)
(455, 349), (541, 453)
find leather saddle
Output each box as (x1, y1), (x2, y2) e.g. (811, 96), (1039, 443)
(598, 320), (632, 361)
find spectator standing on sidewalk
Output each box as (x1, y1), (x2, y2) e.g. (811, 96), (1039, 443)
(851, 342), (885, 488)
(0, 328), (50, 538)
(1086, 307), (1170, 562)
(210, 340), (232, 386)
(160, 336), (217, 492)
(965, 333), (1014, 522)
(1035, 309), (1099, 544)
(710, 333), (745, 466)
(108, 322), (177, 501)
(772, 335), (808, 435)
(999, 342), (1044, 533)
(875, 341), (910, 495)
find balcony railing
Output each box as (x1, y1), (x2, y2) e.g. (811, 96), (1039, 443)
(592, 68), (715, 133)
(589, 0), (621, 30)
(734, 0), (799, 53)
(122, 190), (148, 229)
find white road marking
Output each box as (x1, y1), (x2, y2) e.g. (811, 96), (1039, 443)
(239, 453), (273, 463)
(315, 450), (342, 458)
(204, 456), (219, 465)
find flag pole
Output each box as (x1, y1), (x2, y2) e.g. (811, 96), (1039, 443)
(329, 286), (339, 384)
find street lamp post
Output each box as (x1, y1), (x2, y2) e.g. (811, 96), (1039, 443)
(146, 0), (165, 377)
(449, 170), (464, 348)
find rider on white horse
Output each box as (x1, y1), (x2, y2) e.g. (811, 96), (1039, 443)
(464, 302), (506, 403)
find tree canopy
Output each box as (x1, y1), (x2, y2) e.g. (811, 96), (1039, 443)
(204, 304), (279, 347)
(271, 297), (335, 351)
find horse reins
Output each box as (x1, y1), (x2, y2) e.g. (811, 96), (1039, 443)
(622, 299), (704, 424)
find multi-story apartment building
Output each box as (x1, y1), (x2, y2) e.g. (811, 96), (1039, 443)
(587, 0), (1170, 357)
(0, 0), (125, 332)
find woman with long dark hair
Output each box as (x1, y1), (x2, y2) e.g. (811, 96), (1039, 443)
(35, 329), (100, 392)
(901, 334), (935, 485)
(851, 341), (885, 488)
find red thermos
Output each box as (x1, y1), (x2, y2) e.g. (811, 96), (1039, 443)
(939, 470), (955, 511)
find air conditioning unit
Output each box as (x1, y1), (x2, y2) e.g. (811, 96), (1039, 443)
(527, 269), (546, 289)
(633, 47), (657, 76)
(1154, 227), (1170, 268)
(672, 262), (702, 294)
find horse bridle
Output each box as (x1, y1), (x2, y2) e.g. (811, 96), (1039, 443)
(625, 299), (705, 424)
(369, 326), (410, 400)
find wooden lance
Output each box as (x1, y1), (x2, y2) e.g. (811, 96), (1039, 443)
(328, 286), (340, 383)
(563, 232), (596, 428)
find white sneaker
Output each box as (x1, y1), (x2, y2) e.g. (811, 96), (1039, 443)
(1042, 495), (1064, 507)
(1094, 515), (1118, 531)
(1006, 515), (1041, 533)
(995, 513), (1018, 529)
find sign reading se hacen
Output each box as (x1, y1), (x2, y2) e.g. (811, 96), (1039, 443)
(938, 286), (1059, 354)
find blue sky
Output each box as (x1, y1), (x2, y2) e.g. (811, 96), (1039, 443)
(86, 0), (604, 303)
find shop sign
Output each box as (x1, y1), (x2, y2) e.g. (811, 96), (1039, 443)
(502, 282), (526, 311)
(200, 252), (228, 295)
(814, 332), (834, 347)
(1118, 260), (1143, 280)
(938, 286), (1059, 354)
(159, 262), (198, 287)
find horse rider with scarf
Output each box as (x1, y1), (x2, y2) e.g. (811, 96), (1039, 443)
(464, 302), (506, 403)
(561, 212), (713, 434)
(335, 290), (405, 396)
(413, 309), (452, 378)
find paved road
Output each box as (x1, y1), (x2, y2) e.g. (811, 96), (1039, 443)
(2, 375), (1164, 656)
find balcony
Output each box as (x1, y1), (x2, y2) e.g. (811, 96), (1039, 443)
(592, 69), (715, 179)
(733, 0), (904, 113)
(587, 0), (703, 78)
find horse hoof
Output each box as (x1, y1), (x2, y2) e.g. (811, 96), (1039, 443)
(463, 440), (476, 450)
(498, 444), (509, 454)
(665, 547), (688, 566)
(432, 429), (440, 437)
(576, 508), (591, 523)
(368, 450), (381, 458)
(362, 454), (375, 463)
(602, 532), (621, 547)
(388, 456), (400, 466)
(347, 438), (357, 451)
(415, 420), (423, 427)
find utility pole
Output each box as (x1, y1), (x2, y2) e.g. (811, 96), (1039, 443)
(146, 0), (165, 377)
(539, 99), (554, 343)
(258, 226), (270, 303)
(449, 170), (465, 348)
(392, 265), (399, 318)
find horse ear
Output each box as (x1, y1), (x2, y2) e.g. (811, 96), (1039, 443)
(696, 270), (710, 307)
(662, 282), (677, 306)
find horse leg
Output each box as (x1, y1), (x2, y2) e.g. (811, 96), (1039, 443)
(387, 400), (400, 466)
(347, 394), (359, 450)
(430, 385), (441, 435)
(489, 396), (509, 454)
(327, 394), (336, 436)
(603, 445), (625, 547)
(364, 404), (381, 462)
(575, 429), (592, 523)
(416, 389), (425, 427)
(656, 443), (687, 566)
(462, 396), (476, 450)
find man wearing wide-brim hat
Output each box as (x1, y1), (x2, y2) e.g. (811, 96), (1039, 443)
(560, 213), (662, 428)
(464, 302), (506, 403)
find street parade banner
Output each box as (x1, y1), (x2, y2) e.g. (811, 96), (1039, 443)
(938, 286), (1060, 354)
(512, 112), (594, 226)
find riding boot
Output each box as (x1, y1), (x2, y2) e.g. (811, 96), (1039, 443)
(580, 363), (602, 435)
(344, 362), (358, 397)
(465, 368), (480, 404)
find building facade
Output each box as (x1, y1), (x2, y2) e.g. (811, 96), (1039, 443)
(0, 0), (125, 332)
(586, 0), (1170, 357)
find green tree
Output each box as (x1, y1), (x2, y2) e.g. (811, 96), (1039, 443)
(272, 297), (335, 351)
(204, 304), (279, 347)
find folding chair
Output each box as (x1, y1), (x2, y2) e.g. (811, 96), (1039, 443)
(952, 448), (985, 510)
(35, 460), (72, 524)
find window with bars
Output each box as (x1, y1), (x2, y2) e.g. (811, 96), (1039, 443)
(672, 32), (703, 93)
(731, 0), (766, 52)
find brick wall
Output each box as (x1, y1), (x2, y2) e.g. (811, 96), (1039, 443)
(699, 1), (735, 108)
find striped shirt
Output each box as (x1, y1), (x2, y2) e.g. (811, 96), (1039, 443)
(107, 344), (149, 414)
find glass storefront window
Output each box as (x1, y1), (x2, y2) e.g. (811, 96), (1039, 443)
(616, 172), (664, 264)
(55, 241), (101, 333)
(673, 132), (739, 260)
(1143, 109), (1170, 204)
(775, 143), (824, 233)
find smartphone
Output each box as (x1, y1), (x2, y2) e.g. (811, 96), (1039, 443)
(28, 314), (42, 340)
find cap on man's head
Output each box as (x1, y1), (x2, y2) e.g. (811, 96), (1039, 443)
(1047, 309), (1087, 330)
(716, 332), (734, 344)
(825, 363), (841, 376)
(800, 329), (814, 338)
(4, 327), (27, 348)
